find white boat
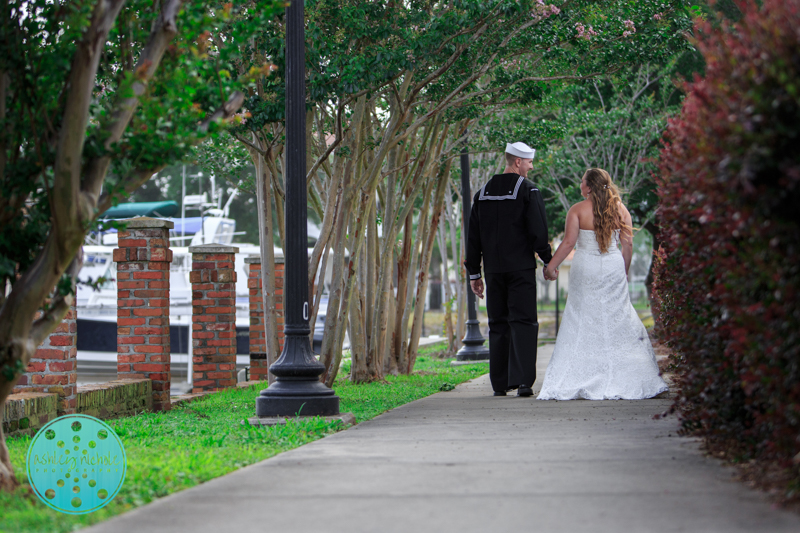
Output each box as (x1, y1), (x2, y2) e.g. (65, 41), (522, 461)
(76, 205), (330, 389)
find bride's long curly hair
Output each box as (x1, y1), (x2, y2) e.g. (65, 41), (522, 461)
(583, 168), (631, 253)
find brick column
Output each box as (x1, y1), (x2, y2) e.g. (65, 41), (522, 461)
(113, 217), (173, 412)
(244, 256), (286, 381)
(189, 244), (239, 392)
(14, 301), (77, 415)
(276, 257), (285, 353)
(245, 256), (269, 381)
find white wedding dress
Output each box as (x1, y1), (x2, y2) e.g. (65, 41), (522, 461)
(537, 229), (668, 400)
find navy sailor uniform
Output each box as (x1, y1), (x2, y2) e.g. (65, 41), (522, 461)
(464, 173), (553, 392)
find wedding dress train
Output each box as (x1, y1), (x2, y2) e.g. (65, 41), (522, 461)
(537, 229), (668, 400)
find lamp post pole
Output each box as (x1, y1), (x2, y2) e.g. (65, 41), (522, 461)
(456, 139), (490, 361)
(255, 0), (339, 417)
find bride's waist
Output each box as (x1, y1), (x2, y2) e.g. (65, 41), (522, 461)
(576, 246), (620, 256)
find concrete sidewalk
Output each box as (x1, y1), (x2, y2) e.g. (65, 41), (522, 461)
(86, 344), (800, 533)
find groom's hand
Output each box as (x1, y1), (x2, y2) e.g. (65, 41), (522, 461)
(470, 279), (484, 299)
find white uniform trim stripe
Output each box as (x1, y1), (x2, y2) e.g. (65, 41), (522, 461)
(469, 273), (482, 280)
(478, 176), (525, 201)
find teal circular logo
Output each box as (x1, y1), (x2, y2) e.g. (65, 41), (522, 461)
(26, 414), (126, 514)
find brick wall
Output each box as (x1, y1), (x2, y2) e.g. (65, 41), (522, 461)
(276, 257), (285, 353)
(244, 255), (285, 381)
(77, 379), (152, 419)
(113, 217), (173, 412)
(5, 380), (152, 437)
(188, 244), (238, 393)
(13, 300), (77, 415)
(3, 392), (58, 437)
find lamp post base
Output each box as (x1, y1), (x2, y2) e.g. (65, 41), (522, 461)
(255, 334), (340, 418)
(248, 412), (355, 427)
(255, 380), (340, 417)
(456, 319), (490, 361)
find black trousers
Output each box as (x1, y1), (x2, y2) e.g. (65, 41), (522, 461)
(485, 268), (539, 392)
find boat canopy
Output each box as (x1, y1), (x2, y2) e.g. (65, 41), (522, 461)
(101, 201), (179, 219)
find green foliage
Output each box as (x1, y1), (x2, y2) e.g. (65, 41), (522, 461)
(513, 63), (685, 239)
(0, 0), (282, 295)
(0, 348), (486, 532)
(229, 0), (693, 136)
(653, 0), (800, 490)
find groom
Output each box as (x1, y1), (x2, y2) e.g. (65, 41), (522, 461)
(464, 142), (554, 397)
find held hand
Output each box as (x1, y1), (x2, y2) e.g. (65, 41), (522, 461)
(470, 279), (485, 299)
(544, 265), (559, 281)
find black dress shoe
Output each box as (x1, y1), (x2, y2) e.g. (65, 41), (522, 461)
(517, 386), (533, 397)
(493, 390), (507, 396)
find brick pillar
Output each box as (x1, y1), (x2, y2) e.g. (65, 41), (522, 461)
(275, 257), (285, 353)
(14, 300), (77, 415)
(244, 256), (286, 381)
(113, 217), (173, 412)
(189, 244), (239, 392)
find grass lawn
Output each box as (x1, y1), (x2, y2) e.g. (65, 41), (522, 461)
(1, 343), (487, 533)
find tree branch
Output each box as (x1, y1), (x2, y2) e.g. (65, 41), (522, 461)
(96, 91), (245, 213)
(81, 0), (182, 214)
(53, 0), (127, 256)
(29, 256), (82, 348)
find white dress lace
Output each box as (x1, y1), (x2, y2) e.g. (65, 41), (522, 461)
(537, 229), (668, 400)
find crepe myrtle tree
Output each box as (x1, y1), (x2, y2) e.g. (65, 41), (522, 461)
(204, 0), (693, 383)
(0, 0), (282, 491)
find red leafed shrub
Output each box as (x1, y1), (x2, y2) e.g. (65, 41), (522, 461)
(654, 0), (800, 478)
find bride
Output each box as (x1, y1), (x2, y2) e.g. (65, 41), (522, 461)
(537, 168), (667, 400)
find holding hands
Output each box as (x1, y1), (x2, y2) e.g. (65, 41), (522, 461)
(544, 264), (559, 281)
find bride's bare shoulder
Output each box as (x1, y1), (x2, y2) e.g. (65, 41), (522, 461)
(616, 199), (632, 220)
(572, 200), (594, 230)
(570, 199), (592, 212)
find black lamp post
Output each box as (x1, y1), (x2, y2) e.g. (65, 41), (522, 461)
(456, 140), (490, 361)
(256, 0), (339, 417)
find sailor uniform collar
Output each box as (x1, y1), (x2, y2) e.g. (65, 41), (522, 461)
(478, 173), (526, 201)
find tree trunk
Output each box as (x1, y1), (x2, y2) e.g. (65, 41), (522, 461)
(397, 177), (433, 373)
(405, 161), (451, 373)
(391, 209), (413, 372)
(437, 220), (455, 353)
(327, 189), (372, 385)
(318, 185), (353, 380)
(0, 378), (20, 491)
(446, 185), (465, 349)
(254, 149), (280, 382)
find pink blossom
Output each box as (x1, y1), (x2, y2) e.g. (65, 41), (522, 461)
(531, 2), (560, 19)
(575, 22), (598, 40)
(622, 19), (636, 38)
(653, 13), (663, 21)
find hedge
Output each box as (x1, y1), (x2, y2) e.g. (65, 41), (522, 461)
(653, 0), (800, 484)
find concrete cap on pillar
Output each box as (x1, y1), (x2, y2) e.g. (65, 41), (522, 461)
(121, 217), (175, 229)
(188, 244), (240, 254)
(244, 254), (285, 264)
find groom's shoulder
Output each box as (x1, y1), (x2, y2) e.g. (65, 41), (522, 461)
(523, 178), (542, 196)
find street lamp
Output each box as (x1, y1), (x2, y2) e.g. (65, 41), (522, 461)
(456, 140), (490, 361)
(255, 0), (339, 417)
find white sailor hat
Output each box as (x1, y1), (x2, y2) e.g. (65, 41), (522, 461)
(505, 142), (536, 160)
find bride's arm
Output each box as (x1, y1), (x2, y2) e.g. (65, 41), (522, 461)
(546, 205), (580, 274)
(619, 203), (634, 274)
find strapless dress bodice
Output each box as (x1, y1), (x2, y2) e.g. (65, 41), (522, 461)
(577, 229), (619, 255)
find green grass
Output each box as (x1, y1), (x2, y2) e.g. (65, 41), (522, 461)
(1, 344), (487, 533)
